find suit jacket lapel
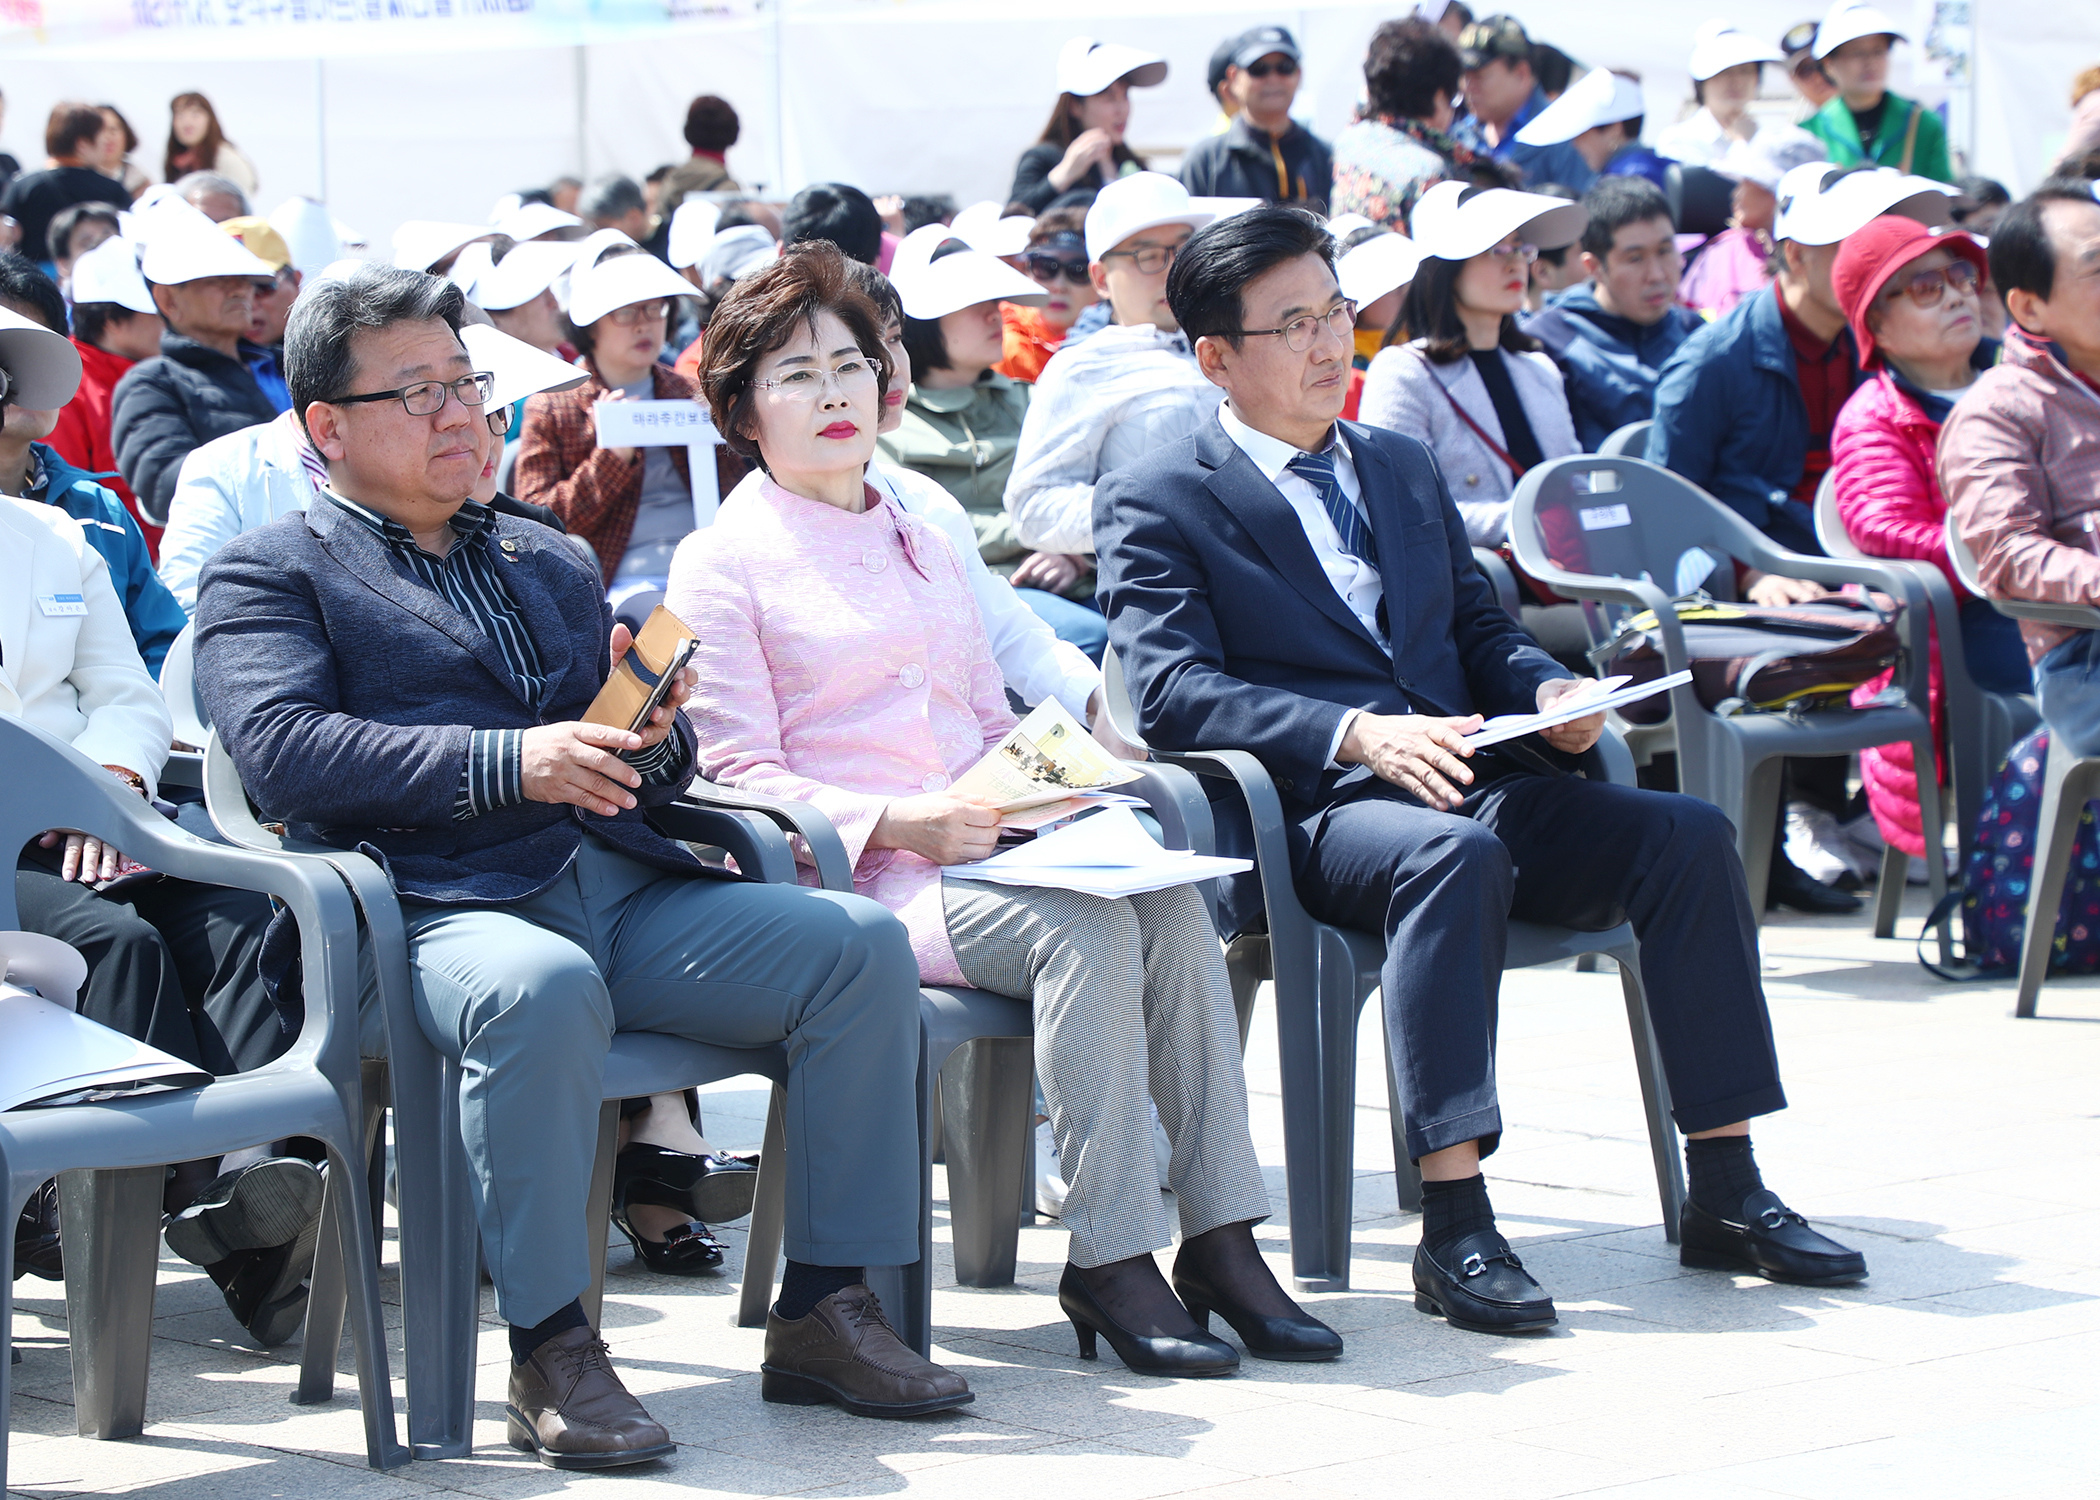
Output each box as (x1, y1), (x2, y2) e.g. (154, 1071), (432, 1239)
(496, 518), (579, 708)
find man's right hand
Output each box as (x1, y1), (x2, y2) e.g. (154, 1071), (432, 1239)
(1339, 711), (1485, 811)
(521, 722), (648, 816)
(870, 794), (1003, 865)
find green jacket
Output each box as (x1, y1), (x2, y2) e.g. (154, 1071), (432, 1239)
(1804, 92), (1953, 184)
(876, 373), (1031, 574)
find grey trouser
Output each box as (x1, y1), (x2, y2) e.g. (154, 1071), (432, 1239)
(943, 880), (1270, 1268)
(384, 835), (922, 1326)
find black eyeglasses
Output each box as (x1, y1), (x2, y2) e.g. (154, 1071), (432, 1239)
(1024, 251), (1090, 285)
(333, 371), (494, 417)
(1244, 57), (1300, 78)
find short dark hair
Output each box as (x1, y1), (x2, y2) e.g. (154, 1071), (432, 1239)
(1991, 177), (2100, 314)
(1579, 176), (1673, 258)
(47, 202), (121, 266)
(901, 195), (955, 234)
(1527, 183), (1580, 266)
(97, 103), (139, 154)
(285, 264), (466, 443)
(1166, 204), (1334, 346)
(699, 240), (890, 468)
(583, 174), (646, 223)
(1532, 44), (1575, 98)
(71, 301), (144, 349)
(1953, 174), (2012, 223)
(1363, 18), (1464, 121)
(45, 102), (105, 161)
(842, 258), (903, 329)
(1400, 188), (1542, 363)
(713, 199), (769, 233)
(683, 94), (741, 152)
(781, 183), (884, 265)
(0, 253), (68, 335)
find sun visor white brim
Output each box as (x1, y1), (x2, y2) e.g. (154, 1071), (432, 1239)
(68, 239), (157, 314)
(893, 251), (1047, 321)
(460, 322), (589, 411)
(1514, 69), (1644, 148)
(1779, 174), (1952, 244)
(1414, 190), (1588, 260)
(1812, 11), (1906, 58)
(566, 252), (698, 327)
(0, 314), (85, 410)
(1338, 235), (1428, 306)
(1691, 34), (1787, 79)
(478, 242), (586, 311)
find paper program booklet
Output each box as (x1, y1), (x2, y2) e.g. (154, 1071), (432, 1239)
(950, 700), (1142, 817)
(951, 805), (1253, 899)
(2, 980), (211, 1111)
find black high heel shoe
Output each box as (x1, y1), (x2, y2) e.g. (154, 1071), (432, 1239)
(610, 1201), (726, 1275)
(615, 1143), (759, 1225)
(13, 1178), (62, 1282)
(1172, 1263), (1344, 1362)
(1057, 1264), (1238, 1377)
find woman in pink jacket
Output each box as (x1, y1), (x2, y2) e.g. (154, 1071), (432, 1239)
(667, 243), (1338, 1379)
(1830, 216), (2025, 862)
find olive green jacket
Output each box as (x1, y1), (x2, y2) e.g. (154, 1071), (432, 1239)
(877, 373), (1031, 575)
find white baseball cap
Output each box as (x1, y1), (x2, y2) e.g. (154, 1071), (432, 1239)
(1774, 164), (1951, 245)
(1337, 232), (1427, 308)
(1812, 1), (1905, 59)
(1057, 37), (1168, 97)
(566, 250), (697, 327)
(1514, 66), (1645, 148)
(1714, 126), (1828, 192)
(392, 221), (493, 272)
(0, 307), (85, 410)
(478, 240), (584, 312)
(68, 236), (157, 314)
(667, 200), (720, 270)
(950, 201), (1037, 258)
(1409, 180), (1588, 261)
(1325, 212), (1378, 243)
(890, 241), (1046, 322)
(268, 197), (343, 273)
(696, 224), (778, 287)
(1688, 20), (1786, 80)
(137, 204), (278, 285)
(494, 201), (584, 243)
(1084, 172), (1217, 263)
(459, 321), (589, 412)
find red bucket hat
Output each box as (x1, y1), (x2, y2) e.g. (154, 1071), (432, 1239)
(1832, 215), (1989, 368)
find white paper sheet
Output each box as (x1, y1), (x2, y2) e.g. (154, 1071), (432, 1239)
(946, 806), (1251, 898)
(1, 983), (211, 1111)
(1464, 671), (1694, 750)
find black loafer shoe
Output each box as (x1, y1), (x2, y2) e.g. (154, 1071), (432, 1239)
(1680, 1189), (1867, 1286)
(1412, 1231), (1557, 1334)
(1766, 860), (1863, 915)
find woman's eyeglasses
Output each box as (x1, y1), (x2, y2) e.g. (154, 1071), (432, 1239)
(1024, 251), (1091, 285)
(1884, 259), (1980, 309)
(752, 355), (883, 399)
(1484, 239), (1540, 264)
(608, 299), (672, 327)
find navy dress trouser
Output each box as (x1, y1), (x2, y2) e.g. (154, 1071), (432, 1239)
(1287, 769), (1789, 1162)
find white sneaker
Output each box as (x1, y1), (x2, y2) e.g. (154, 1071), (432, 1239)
(1786, 802), (1856, 885)
(1034, 1121), (1067, 1218)
(1837, 809), (1891, 881)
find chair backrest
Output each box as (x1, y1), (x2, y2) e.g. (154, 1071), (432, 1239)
(1944, 514), (2100, 630)
(159, 620), (211, 747)
(1509, 455), (1752, 621)
(1596, 420), (1653, 458)
(1099, 643), (1151, 753)
(1812, 470), (1864, 561)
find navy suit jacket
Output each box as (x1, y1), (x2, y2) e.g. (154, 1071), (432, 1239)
(1095, 414), (1563, 815)
(193, 495), (708, 907)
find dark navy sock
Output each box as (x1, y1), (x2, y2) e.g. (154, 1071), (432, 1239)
(508, 1297), (590, 1365)
(1686, 1135), (1764, 1218)
(774, 1261), (864, 1320)
(1420, 1172), (1497, 1258)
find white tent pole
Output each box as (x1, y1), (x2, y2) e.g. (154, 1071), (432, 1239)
(314, 57), (329, 205)
(575, 44), (589, 185)
(767, 0), (786, 197)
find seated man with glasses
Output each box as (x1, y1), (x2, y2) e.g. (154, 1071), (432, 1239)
(1096, 205), (1869, 1339)
(192, 264), (959, 1469)
(1003, 173), (1223, 563)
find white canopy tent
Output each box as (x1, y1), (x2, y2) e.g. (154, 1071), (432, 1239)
(0, 1), (2089, 251)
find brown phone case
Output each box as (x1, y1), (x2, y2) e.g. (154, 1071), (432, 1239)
(583, 605), (698, 732)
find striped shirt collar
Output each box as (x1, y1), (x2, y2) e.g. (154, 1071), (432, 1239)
(324, 490), (499, 553)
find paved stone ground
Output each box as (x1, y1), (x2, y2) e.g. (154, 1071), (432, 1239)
(8, 888), (2098, 1499)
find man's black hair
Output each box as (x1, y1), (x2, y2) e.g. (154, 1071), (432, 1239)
(901, 195), (955, 235)
(583, 174), (646, 223)
(1526, 183), (1579, 266)
(1579, 176), (1674, 259)
(1989, 177), (2100, 312)
(1165, 205), (1334, 345)
(285, 264), (465, 441)
(71, 302), (144, 349)
(1532, 43), (1574, 98)
(0, 252), (69, 334)
(782, 182), (884, 265)
(46, 202), (121, 266)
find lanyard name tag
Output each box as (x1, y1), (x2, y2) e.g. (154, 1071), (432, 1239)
(37, 593), (87, 617)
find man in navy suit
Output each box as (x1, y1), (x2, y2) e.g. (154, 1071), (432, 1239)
(1095, 207), (1866, 1334)
(193, 266), (970, 1467)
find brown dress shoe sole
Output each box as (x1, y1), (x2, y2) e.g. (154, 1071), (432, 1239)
(759, 1365), (975, 1418)
(504, 1407), (676, 1469)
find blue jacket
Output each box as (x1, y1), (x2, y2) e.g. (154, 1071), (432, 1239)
(1523, 285), (1705, 452)
(1458, 86), (1595, 192)
(193, 496), (711, 907)
(29, 442), (186, 678)
(1600, 142), (1674, 192)
(1649, 285), (1845, 556)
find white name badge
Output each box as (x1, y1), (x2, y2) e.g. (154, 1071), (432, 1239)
(37, 593), (88, 617)
(593, 398), (723, 528)
(1578, 503), (1631, 531)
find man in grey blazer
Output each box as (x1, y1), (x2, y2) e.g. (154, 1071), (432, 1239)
(192, 265), (970, 1469)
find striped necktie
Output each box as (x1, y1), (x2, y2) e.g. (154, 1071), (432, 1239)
(1287, 449), (1378, 569)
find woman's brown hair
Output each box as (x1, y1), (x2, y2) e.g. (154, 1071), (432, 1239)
(163, 91), (227, 181)
(699, 240), (891, 468)
(1034, 94), (1146, 174)
(45, 103), (106, 162)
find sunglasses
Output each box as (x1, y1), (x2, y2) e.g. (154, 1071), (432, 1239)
(1025, 251), (1090, 285)
(1244, 57), (1300, 79)
(1882, 258), (1980, 309)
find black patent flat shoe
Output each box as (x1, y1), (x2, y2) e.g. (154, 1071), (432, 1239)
(615, 1143), (759, 1225)
(1058, 1264), (1239, 1377)
(1171, 1263), (1343, 1362)
(1412, 1230), (1557, 1335)
(1766, 859), (1863, 914)
(14, 1178), (62, 1282)
(611, 1206), (726, 1276)
(1680, 1190), (1867, 1286)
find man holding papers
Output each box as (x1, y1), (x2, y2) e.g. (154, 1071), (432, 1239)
(1096, 207), (1867, 1336)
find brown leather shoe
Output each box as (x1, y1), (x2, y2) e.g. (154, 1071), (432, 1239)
(506, 1325), (676, 1469)
(762, 1285), (974, 1417)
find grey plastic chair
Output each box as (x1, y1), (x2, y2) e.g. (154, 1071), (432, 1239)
(1943, 518), (2100, 1019)
(1508, 454), (1949, 942)
(200, 738), (803, 1461)
(1099, 648), (1682, 1292)
(685, 758), (1219, 1315)
(157, 622), (210, 749)
(1813, 475), (2037, 881)
(1597, 419), (1654, 458)
(0, 720), (408, 1485)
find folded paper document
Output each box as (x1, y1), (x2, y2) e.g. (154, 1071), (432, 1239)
(1463, 671), (1693, 750)
(2, 979), (210, 1111)
(949, 805), (1252, 899)
(950, 699), (1142, 813)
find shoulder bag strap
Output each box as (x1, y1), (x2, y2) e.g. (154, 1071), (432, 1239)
(1420, 351), (1528, 478)
(1897, 99), (1922, 174)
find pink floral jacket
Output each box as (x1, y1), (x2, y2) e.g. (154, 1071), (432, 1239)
(668, 478), (1016, 983)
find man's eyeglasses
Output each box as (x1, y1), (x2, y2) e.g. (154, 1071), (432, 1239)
(1231, 299), (1358, 354)
(1024, 251), (1091, 285)
(1243, 57), (1300, 79)
(608, 299), (671, 327)
(1883, 258), (1980, 309)
(1485, 239), (1540, 264)
(1100, 240), (1184, 275)
(752, 355), (883, 400)
(333, 371), (494, 417)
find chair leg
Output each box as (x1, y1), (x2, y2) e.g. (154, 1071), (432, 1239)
(2015, 746), (2096, 1019)
(315, 1121), (411, 1470)
(1224, 934), (1270, 1054)
(1278, 930), (1366, 1293)
(1871, 841), (1907, 940)
(295, 1162), (350, 1406)
(580, 1103), (620, 1333)
(3, 1181), (19, 1493)
(941, 1037), (1033, 1289)
(59, 1166), (162, 1440)
(735, 1086), (789, 1332)
(1614, 954), (1684, 1244)
(399, 1055), (479, 1460)
(1383, 1021), (1422, 1215)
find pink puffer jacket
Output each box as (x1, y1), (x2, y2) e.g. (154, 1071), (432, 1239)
(1832, 370), (1954, 859)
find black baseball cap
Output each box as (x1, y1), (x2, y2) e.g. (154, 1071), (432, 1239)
(1458, 14), (1533, 71)
(1207, 36), (1238, 93)
(1231, 25), (1302, 70)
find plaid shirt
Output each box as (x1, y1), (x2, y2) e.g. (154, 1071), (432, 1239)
(323, 491), (682, 818)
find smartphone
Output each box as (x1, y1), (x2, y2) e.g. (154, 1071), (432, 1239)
(626, 636), (699, 733)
